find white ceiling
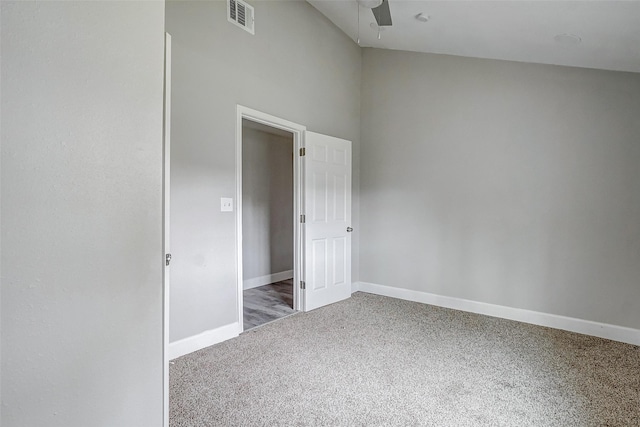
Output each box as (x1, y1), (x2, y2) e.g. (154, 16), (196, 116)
(306, 0), (640, 73)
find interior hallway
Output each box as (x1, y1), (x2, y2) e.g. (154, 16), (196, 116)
(243, 279), (296, 330)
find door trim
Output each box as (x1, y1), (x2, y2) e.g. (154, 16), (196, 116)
(162, 32), (172, 427)
(235, 106), (306, 332)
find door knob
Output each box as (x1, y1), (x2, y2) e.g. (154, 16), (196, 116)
(347, 227), (353, 232)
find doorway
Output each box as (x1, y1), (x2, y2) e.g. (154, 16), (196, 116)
(236, 106), (305, 332)
(241, 119), (296, 330)
(235, 106), (354, 331)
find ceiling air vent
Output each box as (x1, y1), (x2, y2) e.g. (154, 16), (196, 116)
(227, 0), (255, 35)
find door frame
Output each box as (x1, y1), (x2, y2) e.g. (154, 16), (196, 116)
(235, 105), (306, 331)
(162, 33), (172, 427)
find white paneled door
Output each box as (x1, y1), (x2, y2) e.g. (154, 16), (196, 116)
(303, 132), (352, 311)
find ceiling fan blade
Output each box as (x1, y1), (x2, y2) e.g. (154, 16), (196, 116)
(371, 0), (392, 26)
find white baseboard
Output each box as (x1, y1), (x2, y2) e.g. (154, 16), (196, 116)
(351, 281), (361, 293)
(357, 282), (640, 346)
(243, 270), (294, 290)
(169, 322), (240, 360)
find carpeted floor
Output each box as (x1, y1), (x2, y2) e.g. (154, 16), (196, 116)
(170, 292), (640, 426)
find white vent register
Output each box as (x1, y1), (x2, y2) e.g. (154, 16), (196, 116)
(227, 0), (255, 35)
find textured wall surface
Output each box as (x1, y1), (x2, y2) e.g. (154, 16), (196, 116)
(1, 2), (165, 426)
(360, 48), (640, 329)
(166, 0), (361, 342)
(242, 127), (294, 283)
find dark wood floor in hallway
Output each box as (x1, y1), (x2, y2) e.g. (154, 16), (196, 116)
(243, 279), (296, 330)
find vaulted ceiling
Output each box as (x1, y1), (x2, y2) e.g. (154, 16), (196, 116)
(307, 1), (640, 73)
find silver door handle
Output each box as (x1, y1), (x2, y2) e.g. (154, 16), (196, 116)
(347, 227), (353, 232)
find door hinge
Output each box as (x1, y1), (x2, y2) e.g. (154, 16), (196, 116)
(300, 214), (306, 223)
(300, 281), (306, 290)
(299, 147), (306, 156)
(165, 253), (172, 266)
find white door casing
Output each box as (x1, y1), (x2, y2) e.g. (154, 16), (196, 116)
(303, 132), (352, 311)
(162, 32), (171, 427)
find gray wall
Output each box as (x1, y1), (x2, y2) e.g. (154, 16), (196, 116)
(360, 48), (640, 329)
(166, 0), (361, 342)
(1, 2), (165, 426)
(242, 127), (294, 284)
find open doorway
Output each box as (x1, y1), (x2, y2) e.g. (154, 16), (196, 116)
(235, 106), (353, 331)
(236, 106), (306, 332)
(241, 119), (296, 330)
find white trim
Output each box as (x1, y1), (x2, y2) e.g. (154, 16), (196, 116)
(169, 323), (240, 360)
(236, 105), (307, 332)
(162, 32), (172, 427)
(357, 282), (640, 346)
(243, 270), (294, 290)
(351, 281), (361, 293)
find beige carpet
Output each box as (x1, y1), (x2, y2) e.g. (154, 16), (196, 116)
(170, 292), (639, 426)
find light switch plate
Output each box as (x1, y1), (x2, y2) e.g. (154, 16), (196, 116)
(221, 197), (233, 212)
